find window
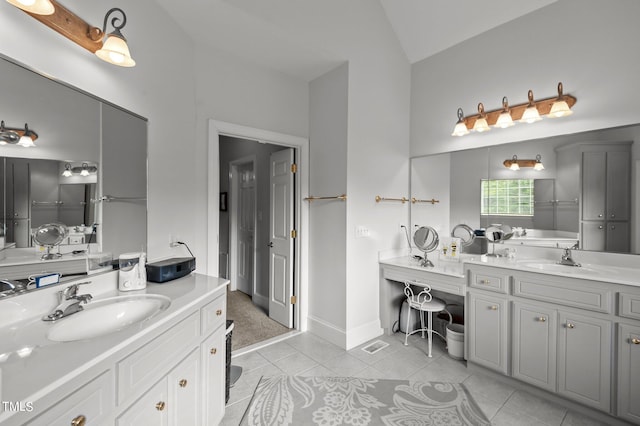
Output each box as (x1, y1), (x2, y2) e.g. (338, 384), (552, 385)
(481, 179), (534, 216)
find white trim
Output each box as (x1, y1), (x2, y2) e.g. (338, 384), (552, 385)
(208, 119), (309, 333)
(307, 314), (346, 349)
(345, 320), (384, 351)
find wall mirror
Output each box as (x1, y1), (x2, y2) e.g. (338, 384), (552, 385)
(411, 123), (640, 255)
(0, 53), (148, 279)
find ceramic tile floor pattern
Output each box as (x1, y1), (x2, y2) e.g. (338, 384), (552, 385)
(221, 332), (611, 426)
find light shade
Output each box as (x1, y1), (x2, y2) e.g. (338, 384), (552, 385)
(473, 103), (491, 132)
(62, 163), (73, 177)
(548, 82), (573, 118)
(519, 90), (542, 123)
(17, 135), (35, 147)
(494, 97), (514, 128)
(509, 156), (520, 171)
(80, 163), (90, 176)
(96, 33), (136, 67)
(6, 0), (54, 15)
(451, 108), (469, 136)
(534, 154), (545, 171)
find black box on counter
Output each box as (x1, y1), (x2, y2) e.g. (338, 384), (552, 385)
(146, 257), (195, 283)
(464, 236), (488, 255)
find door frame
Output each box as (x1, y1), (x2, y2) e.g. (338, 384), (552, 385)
(228, 155), (257, 294)
(208, 119), (309, 332)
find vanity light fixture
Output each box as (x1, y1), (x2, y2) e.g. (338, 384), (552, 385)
(6, 0), (54, 15)
(503, 154), (545, 171)
(62, 163), (73, 177)
(472, 103), (491, 132)
(6, 1), (136, 67)
(452, 82), (576, 136)
(80, 163), (90, 176)
(0, 121), (38, 147)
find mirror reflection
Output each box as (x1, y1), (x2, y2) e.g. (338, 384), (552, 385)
(411, 124), (640, 254)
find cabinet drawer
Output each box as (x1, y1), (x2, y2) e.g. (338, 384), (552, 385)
(29, 370), (114, 426)
(201, 293), (226, 337)
(469, 268), (510, 294)
(619, 293), (640, 320)
(117, 311), (200, 404)
(513, 273), (612, 314)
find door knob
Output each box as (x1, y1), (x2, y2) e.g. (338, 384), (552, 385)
(267, 242), (274, 248)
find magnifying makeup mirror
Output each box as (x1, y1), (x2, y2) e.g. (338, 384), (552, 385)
(33, 223), (68, 260)
(413, 226), (439, 267)
(451, 224), (475, 249)
(485, 225), (505, 257)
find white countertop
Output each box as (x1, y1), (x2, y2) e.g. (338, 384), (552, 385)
(380, 254), (640, 287)
(0, 272), (229, 413)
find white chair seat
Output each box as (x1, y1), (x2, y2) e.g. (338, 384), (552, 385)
(408, 297), (446, 312)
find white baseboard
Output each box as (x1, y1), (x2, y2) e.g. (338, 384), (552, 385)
(307, 315), (346, 349)
(345, 319), (383, 350)
(252, 292), (268, 311)
(307, 316), (383, 351)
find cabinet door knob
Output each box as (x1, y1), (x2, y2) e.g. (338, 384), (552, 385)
(611, 214), (616, 218)
(598, 214), (603, 217)
(611, 225), (616, 230)
(566, 323), (575, 329)
(489, 305), (498, 311)
(155, 401), (166, 411)
(210, 347), (217, 355)
(537, 317), (547, 322)
(598, 225), (604, 230)
(216, 309), (223, 316)
(71, 415), (86, 426)
(631, 338), (640, 345)
(179, 379), (188, 387)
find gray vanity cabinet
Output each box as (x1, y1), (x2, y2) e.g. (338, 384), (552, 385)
(617, 323), (640, 424)
(512, 302), (557, 392)
(557, 311), (611, 412)
(468, 292), (509, 375)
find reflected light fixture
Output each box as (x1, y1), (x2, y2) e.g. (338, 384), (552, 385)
(451, 108), (470, 136)
(62, 163), (73, 177)
(548, 82), (574, 118)
(452, 82), (576, 137)
(472, 103), (491, 132)
(0, 121), (38, 147)
(503, 154), (545, 171)
(6, 2), (135, 67)
(6, 0), (54, 15)
(509, 155), (520, 171)
(80, 163), (90, 176)
(494, 97), (515, 128)
(520, 90), (542, 124)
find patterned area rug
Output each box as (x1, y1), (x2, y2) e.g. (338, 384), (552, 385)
(240, 375), (491, 425)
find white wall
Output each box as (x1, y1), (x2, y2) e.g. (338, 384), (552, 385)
(308, 63), (349, 339)
(411, 0), (640, 157)
(0, 0), (310, 268)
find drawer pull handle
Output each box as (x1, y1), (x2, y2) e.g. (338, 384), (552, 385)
(71, 415), (86, 426)
(489, 305), (498, 311)
(480, 279), (490, 284)
(216, 309), (223, 316)
(211, 347), (218, 355)
(179, 379), (188, 387)
(566, 323), (575, 329)
(156, 401), (166, 411)
(632, 338), (640, 345)
(537, 317), (546, 322)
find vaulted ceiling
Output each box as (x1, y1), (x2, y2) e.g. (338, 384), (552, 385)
(154, 0), (558, 81)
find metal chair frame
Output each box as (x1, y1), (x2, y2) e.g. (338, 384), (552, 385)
(403, 280), (452, 357)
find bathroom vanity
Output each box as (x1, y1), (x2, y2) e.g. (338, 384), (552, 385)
(379, 252), (640, 425)
(0, 272), (229, 425)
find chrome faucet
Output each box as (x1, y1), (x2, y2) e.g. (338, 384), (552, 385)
(0, 279), (27, 297)
(558, 248), (581, 267)
(42, 282), (92, 321)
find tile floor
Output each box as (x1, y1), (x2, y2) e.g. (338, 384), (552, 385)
(221, 331), (610, 426)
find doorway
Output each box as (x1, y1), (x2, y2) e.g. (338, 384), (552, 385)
(219, 136), (296, 349)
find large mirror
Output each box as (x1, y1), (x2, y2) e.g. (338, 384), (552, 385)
(411, 124), (640, 254)
(0, 54), (148, 278)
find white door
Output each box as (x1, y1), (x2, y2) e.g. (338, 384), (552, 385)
(236, 163), (255, 296)
(269, 148), (294, 327)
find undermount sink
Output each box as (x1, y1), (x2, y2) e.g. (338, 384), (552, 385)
(46, 294), (171, 342)
(518, 261), (604, 275)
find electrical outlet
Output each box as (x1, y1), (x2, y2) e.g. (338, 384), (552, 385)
(169, 235), (180, 247)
